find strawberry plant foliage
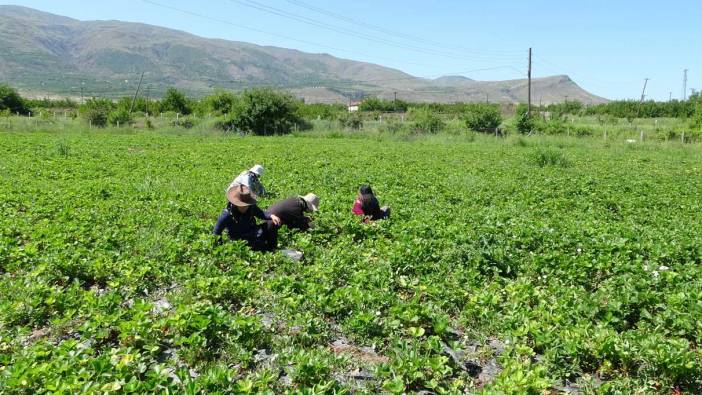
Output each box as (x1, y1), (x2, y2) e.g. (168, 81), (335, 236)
(0, 130), (701, 393)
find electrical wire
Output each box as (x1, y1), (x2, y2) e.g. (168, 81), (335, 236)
(226, 0), (525, 63)
(283, 0), (523, 57)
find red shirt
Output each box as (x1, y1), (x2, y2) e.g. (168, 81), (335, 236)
(352, 199), (364, 215)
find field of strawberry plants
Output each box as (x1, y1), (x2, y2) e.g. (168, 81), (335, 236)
(1, 130), (701, 394)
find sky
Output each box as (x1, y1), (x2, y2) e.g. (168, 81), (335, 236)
(5, 0), (701, 101)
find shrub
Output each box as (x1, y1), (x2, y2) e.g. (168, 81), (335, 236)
(202, 90), (238, 115)
(570, 124), (593, 137)
(173, 116), (197, 129)
(161, 88), (191, 115)
(108, 109), (133, 126)
(409, 107), (445, 133)
(379, 119), (410, 134)
(536, 118), (566, 135)
(218, 88), (306, 135)
(0, 84), (28, 114)
(515, 105), (536, 134)
(82, 98), (113, 128)
(360, 97), (408, 112)
(338, 112), (364, 130)
(296, 103), (345, 120)
(530, 148), (571, 167)
(464, 103), (502, 133)
(690, 104), (702, 130)
(85, 109), (108, 128)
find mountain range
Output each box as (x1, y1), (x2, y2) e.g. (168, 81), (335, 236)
(0, 5), (607, 104)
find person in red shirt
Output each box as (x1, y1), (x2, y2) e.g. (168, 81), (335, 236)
(352, 185), (390, 222)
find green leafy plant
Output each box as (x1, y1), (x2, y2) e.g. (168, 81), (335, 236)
(160, 88), (192, 115)
(464, 103), (502, 133)
(529, 147), (571, 167)
(108, 109), (133, 126)
(338, 112), (364, 130)
(409, 107), (445, 133)
(217, 88), (308, 135)
(0, 84), (28, 114)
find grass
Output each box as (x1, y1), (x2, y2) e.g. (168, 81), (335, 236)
(1, 124), (701, 393)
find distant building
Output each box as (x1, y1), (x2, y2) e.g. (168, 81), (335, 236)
(347, 100), (362, 113)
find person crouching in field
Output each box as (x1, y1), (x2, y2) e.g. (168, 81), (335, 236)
(229, 164), (266, 197)
(352, 185), (390, 222)
(213, 184), (282, 251)
(267, 193), (320, 231)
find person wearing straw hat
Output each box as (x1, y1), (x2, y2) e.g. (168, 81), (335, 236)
(213, 184), (281, 251)
(229, 164), (266, 198)
(267, 193), (320, 231)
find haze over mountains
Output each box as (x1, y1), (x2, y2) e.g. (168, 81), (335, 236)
(0, 6), (607, 104)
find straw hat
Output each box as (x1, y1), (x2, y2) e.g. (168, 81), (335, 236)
(302, 193), (320, 212)
(250, 164), (264, 176)
(227, 184), (257, 207)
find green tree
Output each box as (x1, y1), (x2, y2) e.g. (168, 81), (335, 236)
(108, 109), (133, 126)
(219, 88), (307, 135)
(160, 88), (191, 115)
(81, 98), (113, 128)
(360, 97), (407, 112)
(201, 90), (238, 115)
(464, 103), (502, 133)
(515, 104), (536, 134)
(0, 84), (28, 114)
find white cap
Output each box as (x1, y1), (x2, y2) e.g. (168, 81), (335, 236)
(302, 193), (320, 212)
(250, 164), (264, 176)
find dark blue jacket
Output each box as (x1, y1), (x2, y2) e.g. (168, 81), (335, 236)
(213, 203), (272, 240)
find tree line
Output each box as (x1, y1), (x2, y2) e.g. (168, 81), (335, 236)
(2, 83), (701, 136)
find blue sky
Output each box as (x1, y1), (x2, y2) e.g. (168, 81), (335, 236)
(6, 0), (701, 101)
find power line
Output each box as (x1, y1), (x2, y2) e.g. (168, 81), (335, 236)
(140, 0), (526, 84)
(283, 0), (523, 58)
(225, 0), (524, 64)
(139, 0), (441, 69)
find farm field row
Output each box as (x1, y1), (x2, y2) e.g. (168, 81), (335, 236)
(1, 130), (701, 393)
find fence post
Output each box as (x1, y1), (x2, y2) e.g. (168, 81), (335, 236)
(89, 119), (92, 129)
(117, 121), (120, 128)
(681, 131), (685, 144)
(604, 129), (607, 141)
(640, 130), (644, 142)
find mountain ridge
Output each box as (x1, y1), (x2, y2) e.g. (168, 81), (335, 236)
(0, 5), (607, 104)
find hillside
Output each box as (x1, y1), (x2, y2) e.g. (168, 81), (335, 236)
(0, 6), (607, 104)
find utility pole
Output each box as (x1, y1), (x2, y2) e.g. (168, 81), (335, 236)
(682, 69), (688, 100)
(669, 91), (672, 101)
(527, 47), (532, 115)
(129, 72), (145, 114)
(637, 78), (649, 117)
